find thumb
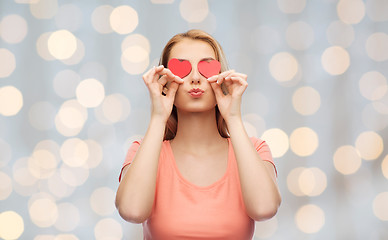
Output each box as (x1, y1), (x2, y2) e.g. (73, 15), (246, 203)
(166, 82), (179, 98)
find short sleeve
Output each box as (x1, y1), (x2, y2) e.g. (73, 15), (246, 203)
(118, 140), (141, 182)
(250, 137), (277, 177)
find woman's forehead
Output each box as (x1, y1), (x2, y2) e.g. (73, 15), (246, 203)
(170, 39), (216, 60)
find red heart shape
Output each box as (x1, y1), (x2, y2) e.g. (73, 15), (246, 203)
(168, 58), (192, 78)
(198, 60), (221, 78)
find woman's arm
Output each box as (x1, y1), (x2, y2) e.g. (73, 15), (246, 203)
(208, 71), (281, 221)
(115, 66), (182, 223)
(228, 118), (281, 221)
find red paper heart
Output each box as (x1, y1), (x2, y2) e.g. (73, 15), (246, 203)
(168, 58), (192, 78)
(198, 60), (221, 78)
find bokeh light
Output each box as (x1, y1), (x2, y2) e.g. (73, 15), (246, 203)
(94, 218), (123, 240)
(0, 86), (23, 116)
(382, 155), (388, 180)
(90, 187), (116, 216)
(261, 128), (289, 158)
(355, 131), (384, 161)
(269, 52), (299, 82)
(359, 71), (387, 101)
(0, 211), (24, 239)
(292, 86), (321, 115)
(53, 70), (81, 99)
(333, 145), (362, 175)
(28, 194), (58, 227)
(36, 32), (56, 61)
(180, 0), (209, 23)
(337, 0), (365, 24)
(0, 14), (28, 44)
(277, 0), (306, 14)
(60, 138), (89, 168)
(365, 32), (388, 62)
(110, 5), (138, 34)
(47, 30), (77, 60)
(299, 168), (327, 196)
(55, 99), (88, 137)
(290, 127), (319, 157)
(29, 0), (58, 19)
(0, 171), (12, 200)
(373, 192), (388, 221)
(0, 49), (16, 78)
(92, 5), (114, 34)
(76, 78), (105, 108)
(321, 46), (350, 75)
(295, 204), (325, 233)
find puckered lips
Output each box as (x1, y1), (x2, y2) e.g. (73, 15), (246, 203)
(188, 88), (204, 98)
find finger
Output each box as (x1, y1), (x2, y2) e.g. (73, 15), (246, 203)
(209, 81), (225, 98)
(143, 66), (157, 84)
(166, 81), (179, 98)
(158, 67), (184, 84)
(217, 70), (236, 85)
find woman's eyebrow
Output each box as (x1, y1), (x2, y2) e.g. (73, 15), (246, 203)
(200, 57), (216, 61)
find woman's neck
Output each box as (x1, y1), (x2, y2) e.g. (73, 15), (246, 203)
(171, 108), (226, 153)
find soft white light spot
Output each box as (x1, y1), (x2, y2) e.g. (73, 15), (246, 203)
(321, 46), (350, 75)
(261, 128), (289, 158)
(48, 30), (77, 60)
(355, 131), (384, 160)
(295, 204), (325, 233)
(333, 145), (362, 175)
(110, 5), (138, 34)
(0, 86), (23, 116)
(29, 0), (58, 19)
(290, 127), (319, 157)
(123, 45), (149, 63)
(61, 38), (85, 65)
(0, 14), (28, 43)
(90, 187), (116, 216)
(373, 192), (388, 221)
(122, 34), (151, 54)
(55, 99), (88, 137)
(0, 172), (12, 200)
(0, 211), (24, 239)
(94, 218), (123, 240)
(292, 86), (321, 115)
(92, 5), (114, 34)
(29, 195), (58, 227)
(180, 0), (209, 23)
(28, 149), (58, 179)
(337, 0), (365, 24)
(36, 32), (55, 61)
(277, 0), (306, 14)
(366, 32), (388, 62)
(76, 78), (105, 108)
(269, 52), (298, 82)
(0, 48), (16, 78)
(60, 138), (89, 168)
(359, 71), (387, 101)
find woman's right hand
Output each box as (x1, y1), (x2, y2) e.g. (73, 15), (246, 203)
(142, 65), (183, 122)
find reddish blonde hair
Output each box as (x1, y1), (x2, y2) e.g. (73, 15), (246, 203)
(159, 29), (229, 140)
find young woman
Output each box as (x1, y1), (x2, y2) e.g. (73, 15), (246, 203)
(116, 29), (281, 239)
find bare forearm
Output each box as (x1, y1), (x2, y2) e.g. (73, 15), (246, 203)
(116, 117), (165, 223)
(227, 117), (281, 221)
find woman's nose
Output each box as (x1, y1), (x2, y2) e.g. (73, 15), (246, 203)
(190, 67), (201, 84)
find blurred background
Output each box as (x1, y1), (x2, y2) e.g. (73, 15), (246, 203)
(1, 0), (388, 239)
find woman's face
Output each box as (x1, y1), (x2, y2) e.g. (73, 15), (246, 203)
(168, 39), (218, 113)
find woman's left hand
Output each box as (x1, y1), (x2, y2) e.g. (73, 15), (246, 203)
(207, 70), (248, 124)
